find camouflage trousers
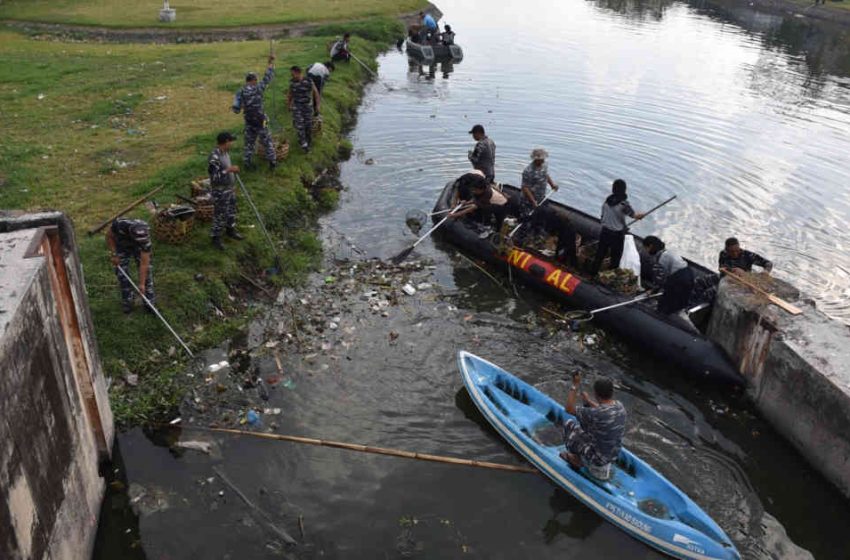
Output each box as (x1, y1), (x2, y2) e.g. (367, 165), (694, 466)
(115, 248), (154, 306)
(292, 105), (313, 147)
(210, 187), (237, 237)
(243, 123), (276, 164)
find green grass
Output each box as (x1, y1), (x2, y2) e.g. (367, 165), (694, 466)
(0, 0), (426, 28)
(0, 23), (400, 425)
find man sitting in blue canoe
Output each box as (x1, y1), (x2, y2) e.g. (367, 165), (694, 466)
(562, 373), (627, 480)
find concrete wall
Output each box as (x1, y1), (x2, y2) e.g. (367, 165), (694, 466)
(707, 275), (850, 499)
(0, 212), (114, 560)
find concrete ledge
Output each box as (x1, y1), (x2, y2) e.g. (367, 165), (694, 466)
(708, 274), (850, 498)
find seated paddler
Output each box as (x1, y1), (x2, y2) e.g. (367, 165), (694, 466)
(561, 372), (627, 480)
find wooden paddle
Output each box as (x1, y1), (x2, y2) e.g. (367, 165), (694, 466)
(721, 268), (802, 315)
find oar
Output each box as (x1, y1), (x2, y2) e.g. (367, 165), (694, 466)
(116, 266), (195, 358)
(235, 174), (282, 274)
(391, 203), (463, 264)
(584, 195), (677, 248)
(564, 291), (663, 327)
(508, 191), (555, 239)
(721, 268), (802, 315)
(350, 52), (394, 91)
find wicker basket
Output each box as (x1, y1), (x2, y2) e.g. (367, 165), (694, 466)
(257, 139), (290, 161)
(154, 205), (196, 244)
(191, 177), (211, 197)
(192, 194), (215, 222)
(313, 117), (323, 136)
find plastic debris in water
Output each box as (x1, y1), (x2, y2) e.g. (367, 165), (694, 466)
(246, 410), (261, 425)
(207, 360), (229, 373)
(402, 284), (416, 296)
(282, 379), (296, 390)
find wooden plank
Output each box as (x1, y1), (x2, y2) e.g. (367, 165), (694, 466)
(722, 269), (803, 315)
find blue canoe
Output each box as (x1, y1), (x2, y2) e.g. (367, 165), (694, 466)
(458, 351), (740, 560)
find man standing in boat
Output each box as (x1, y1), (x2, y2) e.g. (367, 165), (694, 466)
(467, 124), (496, 184)
(589, 179), (646, 277)
(518, 148), (559, 239)
(562, 373), (627, 480)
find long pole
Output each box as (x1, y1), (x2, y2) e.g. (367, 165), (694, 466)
(509, 190), (554, 239)
(627, 194), (677, 228)
(177, 425), (537, 474)
(117, 266), (194, 358)
(235, 174), (281, 267)
(391, 203), (463, 263)
(88, 184), (165, 235)
(585, 194), (677, 248)
(350, 52), (393, 91)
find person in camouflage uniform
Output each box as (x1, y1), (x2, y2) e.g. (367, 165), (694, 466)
(288, 65), (321, 151)
(232, 55), (277, 170)
(106, 218), (154, 314)
(561, 373), (627, 480)
(208, 131), (243, 250)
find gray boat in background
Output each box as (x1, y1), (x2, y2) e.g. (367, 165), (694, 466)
(406, 38), (464, 63)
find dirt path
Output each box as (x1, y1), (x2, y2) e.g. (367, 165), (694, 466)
(1, 5), (440, 43)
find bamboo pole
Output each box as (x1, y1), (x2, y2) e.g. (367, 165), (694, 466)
(87, 184), (166, 235)
(721, 268), (802, 315)
(177, 426), (537, 474)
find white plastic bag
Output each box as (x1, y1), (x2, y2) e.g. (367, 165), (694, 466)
(621, 234), (641, 287)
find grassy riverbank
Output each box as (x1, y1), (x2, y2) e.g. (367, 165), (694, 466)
(0, 20), (401, 425)
(0, 0), (426, 28)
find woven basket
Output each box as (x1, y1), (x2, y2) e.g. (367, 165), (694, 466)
(192, 194), (214, 222)
(191, 177), (211, 197)
(313, 118), (323, 136)
(154, 205), (195, 244)
(257, 139), (290, 160)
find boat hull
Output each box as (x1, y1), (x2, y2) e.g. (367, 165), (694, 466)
(406, 38), (464, 62)
(458, 351), (740, 560)
(435, 181), (742, 385)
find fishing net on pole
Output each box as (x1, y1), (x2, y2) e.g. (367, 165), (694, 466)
(405, 209), (428, 234)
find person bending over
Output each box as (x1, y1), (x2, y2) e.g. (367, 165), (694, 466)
(643, 235), (694, 315)
(450, 178), (518, 233)
(718, 237), (772, 273)
(561, 373), (627, 480)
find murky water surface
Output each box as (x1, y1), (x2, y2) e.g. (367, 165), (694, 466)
(96, 1), (850, 558)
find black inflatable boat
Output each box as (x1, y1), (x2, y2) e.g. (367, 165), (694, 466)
(406, 38), (464, 63)
(432, 181), (743, 386)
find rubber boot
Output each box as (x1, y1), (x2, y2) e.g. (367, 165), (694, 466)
(226, 228), (244, 240)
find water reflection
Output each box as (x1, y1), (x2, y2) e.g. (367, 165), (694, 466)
(587, 0), (676, 21)
(543, 488), (605, 542)
(407, 56), (459, 80)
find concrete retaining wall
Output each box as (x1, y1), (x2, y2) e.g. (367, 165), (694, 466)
(0, 212), (114, 560)
(707, 274), (850, 499)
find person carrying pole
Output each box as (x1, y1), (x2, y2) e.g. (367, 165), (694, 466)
(105, 217), (154, 314)
(288, 65), (320, 152)
(208, 131), (243, 250)
(232, 54), (277, 170)
(589, 179), (646, 277)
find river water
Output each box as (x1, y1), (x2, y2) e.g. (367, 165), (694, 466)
(95, 1), (850, 558)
